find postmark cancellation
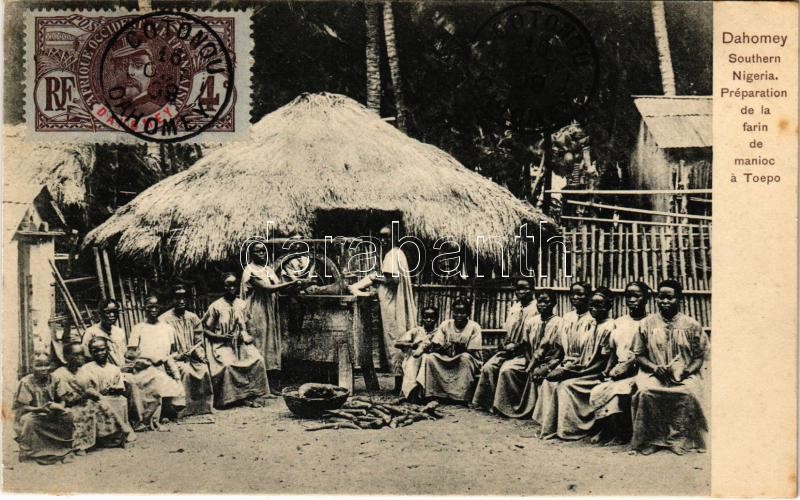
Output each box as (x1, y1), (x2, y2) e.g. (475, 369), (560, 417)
(24, 9), (252, 143)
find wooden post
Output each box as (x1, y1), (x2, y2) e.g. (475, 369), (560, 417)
(676, 224), (687, 283)
(92, 247), (107, 300)
(128, 279), (142, 327)
(614, 225), (622, 283)
(537, 229), (543, 286)
(698, 224), (710, 290)
(687, 225), (699, 286)
(541, 134), (553, 213)
(49, 260), (85, 336)
(354, 298), (380, 391)
(632, 223), (640, 280)
(337, 331), (354, 393)
(581, 226), (588, 281)
(617, 232), (624, 297)
(592, 227), (613, 286)
(649, 227), (659, 285)
(570, 229), (577, 282)
(117, 274), (130, 334)
(659, 226), (669, 280)
(101, 249), (116, 300)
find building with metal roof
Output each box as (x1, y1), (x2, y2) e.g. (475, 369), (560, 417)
(633, 96), (712, 149)
(630, 96), (712, 217)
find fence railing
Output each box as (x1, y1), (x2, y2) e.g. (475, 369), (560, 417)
(72, 221), (711, 338)
(538, 222), (711, 292)
(415, 221), (712, 330)
(413, 282), (710, 332)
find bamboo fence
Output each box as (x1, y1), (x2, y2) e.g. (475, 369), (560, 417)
(415, 221), (711, 331)
(77, 221), (711, 340)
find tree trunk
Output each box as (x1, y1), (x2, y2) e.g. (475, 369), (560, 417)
(364, 3), (382, 113)
(382, 2), (407, 131)
(541, 134), (553, 214)
(650, 0), (676, 95)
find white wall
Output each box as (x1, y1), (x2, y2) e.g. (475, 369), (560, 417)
(2, 240), (20, 416)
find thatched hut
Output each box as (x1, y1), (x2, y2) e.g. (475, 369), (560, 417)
(85, 93), (553, 269)
(4, 125), (96, 209)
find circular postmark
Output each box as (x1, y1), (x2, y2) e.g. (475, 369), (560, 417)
(98, 11), (234, 143)
(470, 3), (599, 133)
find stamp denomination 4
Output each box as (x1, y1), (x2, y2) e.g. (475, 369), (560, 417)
(25, 9), (252, 143)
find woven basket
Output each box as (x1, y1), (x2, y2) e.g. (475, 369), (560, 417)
(282, 386), (350, 418)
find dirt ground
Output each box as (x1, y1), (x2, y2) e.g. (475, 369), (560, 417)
(2, 375), (709, 496)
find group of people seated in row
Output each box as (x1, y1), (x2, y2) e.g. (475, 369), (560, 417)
(12, 275), (273, 465)
(13, 270), (708, 465)
(393, 278), (710, 456)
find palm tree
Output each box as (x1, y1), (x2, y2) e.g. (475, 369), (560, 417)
(651, 0), (676, 95)
(382, 2), (407, 131)
(364, 2), (382, 112)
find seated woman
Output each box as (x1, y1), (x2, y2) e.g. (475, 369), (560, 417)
(13, 355), (75, 465)
(415, 297), (483, 403)
(82, 299), (146, 428)
(76, 338), (136, 447)
(203, 273), (269, 408)
(472, 277), (539, 412)
(630, 279), (709, 455)
(535, 285), (614, 440)
(495, 288), (564, 418)
(589, 281), (650, 445)
(50, 342), (97, 455)
(395, 305), (439, 402)
(532, 281), (594, 430)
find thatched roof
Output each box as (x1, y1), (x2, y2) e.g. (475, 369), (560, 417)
(3, 125), (96, 207)
(85, 93), (553, 267)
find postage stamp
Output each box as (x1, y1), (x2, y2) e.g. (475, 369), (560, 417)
(24, 9), (252, 143)
(469, 2), (599, 133)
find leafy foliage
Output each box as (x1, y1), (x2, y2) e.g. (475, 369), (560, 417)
(4, 1), (711, 219)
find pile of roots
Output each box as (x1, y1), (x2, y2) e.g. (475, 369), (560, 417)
(305, 396), (444, 431)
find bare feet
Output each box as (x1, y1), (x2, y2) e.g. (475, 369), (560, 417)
(639, 446), (658, 455)
(589, 429), (607, 445)
(668, 445), (686, 456)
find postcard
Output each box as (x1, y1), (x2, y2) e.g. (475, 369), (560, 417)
(1, 1), (796, 497)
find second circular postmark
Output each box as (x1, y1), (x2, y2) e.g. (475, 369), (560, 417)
(470, 3), (600, 133)
(98, 11), (235, 143)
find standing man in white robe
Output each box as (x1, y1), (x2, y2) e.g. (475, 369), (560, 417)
(349, 225), (418, 394)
